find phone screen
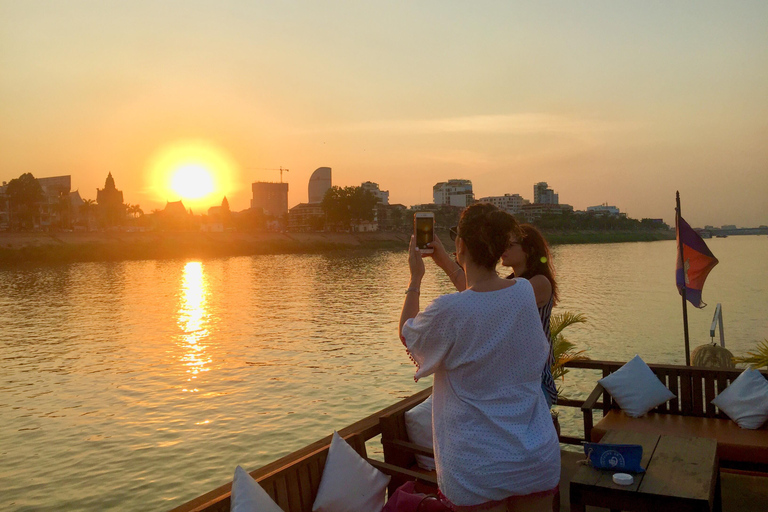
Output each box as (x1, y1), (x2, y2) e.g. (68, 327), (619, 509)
(415, 217), (434, 249)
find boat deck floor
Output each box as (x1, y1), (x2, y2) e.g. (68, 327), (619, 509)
(558, 448), (768, 511)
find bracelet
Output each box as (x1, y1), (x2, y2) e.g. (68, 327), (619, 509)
(405, 287), (420, 294)
(449, 266), (464, 278)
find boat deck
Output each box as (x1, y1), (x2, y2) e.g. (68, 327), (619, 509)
(558, 448), (767, 511)
(169, 361), (768, 512)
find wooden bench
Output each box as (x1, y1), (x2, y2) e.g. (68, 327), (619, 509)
(581, 363), (768, 473)
(169, 388), (436, 512)
(379, 387), (438, 495)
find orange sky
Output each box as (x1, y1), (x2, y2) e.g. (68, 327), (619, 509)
(1, 1), (766, 226)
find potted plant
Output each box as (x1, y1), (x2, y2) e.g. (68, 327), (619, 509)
(549, 312), (589, 436)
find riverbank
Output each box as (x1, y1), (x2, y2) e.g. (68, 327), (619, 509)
(0, 229), (675, 266)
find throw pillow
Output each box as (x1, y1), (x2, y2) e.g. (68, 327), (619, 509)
(404, 395), (436, 471)
(312, 431), (390, 512)
(598, 354), (676, 417)
(230, 465), (283, 512)
(711, 368), (768, 429)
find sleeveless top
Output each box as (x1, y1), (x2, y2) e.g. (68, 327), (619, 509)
(508, 273), (558, 406)
(539, 295), (558, 406)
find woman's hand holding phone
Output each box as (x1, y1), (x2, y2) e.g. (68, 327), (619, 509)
(426, 235), (452, 268)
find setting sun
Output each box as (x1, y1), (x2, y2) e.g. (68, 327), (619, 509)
(147, 140), (239, 210)
(170, 164), (215, 199)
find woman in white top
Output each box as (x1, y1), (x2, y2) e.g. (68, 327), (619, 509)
(399, 204), (560, 512)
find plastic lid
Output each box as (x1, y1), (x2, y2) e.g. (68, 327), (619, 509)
(612, 473), (634, 486)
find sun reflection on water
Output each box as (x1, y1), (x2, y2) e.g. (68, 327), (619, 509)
(178, 262), (211, 392)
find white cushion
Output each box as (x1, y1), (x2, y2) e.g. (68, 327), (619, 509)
(230, 465), (283, 512)
(711, 368), (768, 429)
(598, 354), (676, 418)
(404, 395), (435, 471)
(312, 431), (390, 512)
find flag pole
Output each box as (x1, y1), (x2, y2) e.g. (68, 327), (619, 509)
(676, 191), (691, 366)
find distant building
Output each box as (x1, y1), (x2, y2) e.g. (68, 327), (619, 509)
(158, 200), (191, 231)
(477, 193), (530, 214)
(37, 175), (72, 229)
(204, 197), (231, 232)
(308, 167), (332, 203)
(520, 203), (573, 222)
(251, 182), (289, 216)
(164, 200), (188, 217)
(721, 225), (737, 230)
(587, 204), (623, 217)
(433, 179), (474, 207)
(351, 220), (377, 232)
(288, 203), (325, 231)
(375, 203), (407, 231)
(0, 181), (9, 229)
(96, 173), (125, 227)
(0, 174), (77, 230)
(68, 190), (85, 228)
(361, 181), (389, 205)
(533, 182), (558, 205)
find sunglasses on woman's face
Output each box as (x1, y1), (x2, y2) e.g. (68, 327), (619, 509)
(449, 226), (458, 241)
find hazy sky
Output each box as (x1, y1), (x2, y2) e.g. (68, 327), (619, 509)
(1, 1), (766, 226)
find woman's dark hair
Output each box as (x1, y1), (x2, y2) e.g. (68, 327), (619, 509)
(515, 223), (559, 304)
(457, 203), (521, 270)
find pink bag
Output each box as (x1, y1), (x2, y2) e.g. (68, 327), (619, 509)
(382, 481), (450, 512)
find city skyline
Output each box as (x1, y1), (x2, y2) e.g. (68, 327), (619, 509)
(1, 2), (767, 227)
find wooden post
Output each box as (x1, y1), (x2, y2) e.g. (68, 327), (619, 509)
(676, 191), (691, 366)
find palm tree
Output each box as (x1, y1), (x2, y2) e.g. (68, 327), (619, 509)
(549, 312), (589, 385)
(733, 340), (768, 369)
(126, 204), (144, 219)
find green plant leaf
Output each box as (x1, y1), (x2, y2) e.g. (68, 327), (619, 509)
(733, 339), (768, 369)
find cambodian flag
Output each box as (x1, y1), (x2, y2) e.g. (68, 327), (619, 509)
(676, 216), (718, 308)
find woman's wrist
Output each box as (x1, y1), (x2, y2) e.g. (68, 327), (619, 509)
(408, 277), (422, 289)
(435, 254), (454, 272)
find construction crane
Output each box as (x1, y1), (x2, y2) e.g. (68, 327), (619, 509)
(245, 167), (290, 183)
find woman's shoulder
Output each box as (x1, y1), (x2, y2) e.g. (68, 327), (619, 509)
(427, 291), (465, 311)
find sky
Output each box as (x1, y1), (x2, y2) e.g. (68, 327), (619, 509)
(1, 1), (767, 227)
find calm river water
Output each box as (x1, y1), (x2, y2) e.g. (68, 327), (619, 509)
(1, 236), (766, 511)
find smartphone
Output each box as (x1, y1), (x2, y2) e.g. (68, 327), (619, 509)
(414, 212), (435, 254)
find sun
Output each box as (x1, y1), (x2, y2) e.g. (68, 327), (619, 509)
(147, 140), (239, 210)
(170, 164), (215, 199)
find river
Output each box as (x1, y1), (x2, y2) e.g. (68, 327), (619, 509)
(1, 236), (766, 511)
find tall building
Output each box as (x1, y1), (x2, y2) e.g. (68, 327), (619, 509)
(533, 182), (558, 204)
(308, 167), (332, 203)
(97, 172), (125, 227)
(433, 179), (474, 207)
(361, 181), (389, 205)
(251, 182), (289, 216)
(476, 193), (529, 214)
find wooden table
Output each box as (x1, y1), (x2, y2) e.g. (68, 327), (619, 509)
(570, 430), (721, 512)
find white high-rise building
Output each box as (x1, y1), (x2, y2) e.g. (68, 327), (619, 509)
(476, 193), (529, 214)
(433, 179), (474, 207)
(308, 167), (332, 203)
(533, 182), (558, 204)
(361, 181), (389, 205)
